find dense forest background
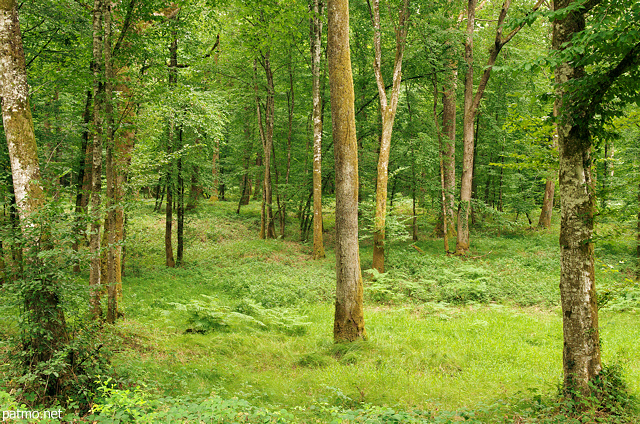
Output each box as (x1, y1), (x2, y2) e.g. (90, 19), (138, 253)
(0, 0), (639, 422)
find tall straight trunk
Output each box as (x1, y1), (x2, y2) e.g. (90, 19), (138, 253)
(328, 0), (366, 342)
(433, 76), (449, 254)
(370, 0), (410, 273)
(177, 136), (184, 266)
(72, 89), (93, 273)
(254, 56), (276, 239)
(103, 0), (119, 324)
(441, 69), (457, 239)
(89, 0), (105, 318)
(111, 78), (135, 319)
(0, 0), (68, 359)
(456, 0), (544, 254)
(553, 0), (601, 397)
(311, 0), (326, 259)
(165, 29), (178, 268)
(281, 59), (295, 239)
(165, 172), (175, 267)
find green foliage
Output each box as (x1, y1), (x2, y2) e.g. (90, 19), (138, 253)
(366, 259), (495, 305)
(170, 295), (310, 336)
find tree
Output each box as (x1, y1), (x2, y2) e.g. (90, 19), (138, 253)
(327, 0), (366, 342)
(369, 0), (410, 273)
(456, 0), (543, 254)
(552, 0), (640, 397)
(310, 0), (325, 259)
(0, 0), (68, 369)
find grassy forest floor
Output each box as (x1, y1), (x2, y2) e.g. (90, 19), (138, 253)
(3, 198), (640, 423)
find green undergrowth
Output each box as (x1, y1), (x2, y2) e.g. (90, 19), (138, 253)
(3, 200), (639, 422)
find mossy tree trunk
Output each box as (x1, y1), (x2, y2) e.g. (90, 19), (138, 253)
(0, 0), (68, 361)
(370, 0), (409, 273)
(328, 0), (366, 342)
(553, 0), (601, 398)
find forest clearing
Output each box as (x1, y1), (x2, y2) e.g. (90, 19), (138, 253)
(1, 0), (640, 422)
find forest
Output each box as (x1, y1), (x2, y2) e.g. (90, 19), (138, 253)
(0, 0), (640, 422)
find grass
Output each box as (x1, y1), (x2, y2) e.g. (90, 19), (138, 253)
(2, 197), (639, 422)
(96, 199), (640, 422)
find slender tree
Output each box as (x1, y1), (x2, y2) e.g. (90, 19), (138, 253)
(311, 0), (325, 258)
(328, 0), (366, 342)
(369, 0), (410, 273)
(89, 0), (106, 317)
(456, 0), (543, 254)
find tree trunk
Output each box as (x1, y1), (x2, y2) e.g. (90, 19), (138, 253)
(456, 0), (543, 254)
(177, 137), (184, 266)
(211, 139), (219, 201)
(72, 89), (93, 273)
(254, 56), (276, 239)
(442, 68), (457, 239)
(433, 76), (450, 254)
(311, 0), (326, 259)
(0, 0), (68, 362)
(370, 0), (410, 273)
(89, 0), (105, 318)
(538, 175), (555, 228)
(328, 0), (366, 342)
(165, 29), (178, 268)
(553, 0), (601, 397)
(103, 1), (118, 324)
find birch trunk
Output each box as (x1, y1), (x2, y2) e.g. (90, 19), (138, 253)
(553, 0), (601, 397)
(311, 0), (325, 259)
(328, 0), (366, 342)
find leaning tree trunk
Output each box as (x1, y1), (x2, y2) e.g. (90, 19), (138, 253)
(0, 0), (68, 362)
(370, 0), (409, 273)
(311, 0), (326, 259)
(553, 0), (601, 398)
(456, 0), (544, 254)
(328, 0), (366, 342)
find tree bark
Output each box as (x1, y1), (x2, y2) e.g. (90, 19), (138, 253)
(441, 68), (457, 240)
(553, 0), (601, 397)
(254, 56), (276, 239)
(311, 0), (325, 258)
(89, 0), (105, 318)
(370, 0), (410, 273)
(328, 0), (366, 342)
(72, 89), (93, 273)
(165, 29), (178, 268)
(538, 175), (556, 228)
(0, 0), (68, 361)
